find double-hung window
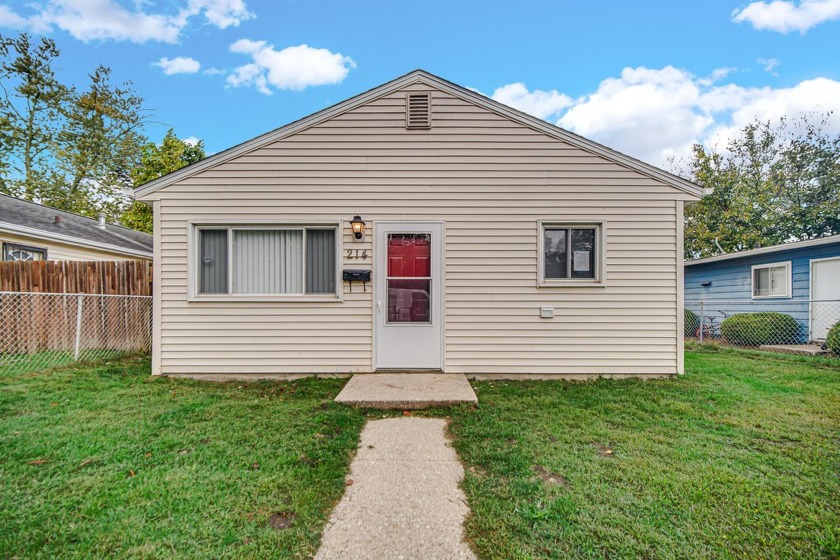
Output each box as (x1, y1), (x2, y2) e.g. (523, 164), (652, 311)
(539, 222), (604, 286)
(751, 262), (790, 298)
(196, 226), (338, 297)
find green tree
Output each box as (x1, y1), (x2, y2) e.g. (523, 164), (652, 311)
(51, 65), (147, 221)
(121, 129), (206, 233)
(680, 114), (840, 259)
(0, 33), (69, 200)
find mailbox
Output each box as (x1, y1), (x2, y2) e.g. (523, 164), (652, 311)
(343, 269), (371, 282)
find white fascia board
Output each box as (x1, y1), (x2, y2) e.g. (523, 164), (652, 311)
(685, 235), (840, 267)
(0, 222), (153, 259)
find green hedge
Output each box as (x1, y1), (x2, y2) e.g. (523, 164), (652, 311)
(826, 321), (840, 354)
(684, 309), (699, 336)
(720, 312), (799, 346)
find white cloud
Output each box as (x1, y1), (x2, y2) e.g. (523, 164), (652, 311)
(227, 40), (355, 94)
(182, 136), (202, 146)
(155, 56), (201, 75)
(732, 0), (840, 33)
(757, 57), (781, 73)
(490, 83), (573, 120)
(493, 66), (840, 167)
(203, 67), (226, 76)
(0, 5), (28, 27)
(0, 0), (254, 43)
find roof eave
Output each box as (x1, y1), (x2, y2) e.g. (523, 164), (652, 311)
(135, 69), (703, 200)
(0, 222), (153, 259)
(684, 235), (840, 266)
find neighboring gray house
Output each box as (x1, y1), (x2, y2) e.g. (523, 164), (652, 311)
(0, 194), (153, 262)
(135, 70), (702, 378)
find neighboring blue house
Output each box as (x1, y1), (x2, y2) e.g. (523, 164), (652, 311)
(684, 235), (840, 343)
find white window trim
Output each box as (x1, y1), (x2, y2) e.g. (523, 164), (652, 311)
(750, 260), (792, 299)
(188, 221), (342, 302)
(537, 220), (607, 287)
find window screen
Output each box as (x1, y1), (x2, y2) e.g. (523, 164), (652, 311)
(199, 229), (228, 294)
(306, 229), (336, 294)
(544, 226), (597, 280)
(753, 264), (789, 297)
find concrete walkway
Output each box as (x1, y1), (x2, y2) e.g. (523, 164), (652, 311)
(334, 373), (478, 409)
(315, 417), (476, 559)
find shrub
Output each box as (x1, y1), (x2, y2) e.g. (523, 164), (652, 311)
(684, 309), (699, 336)
(720, 312), (799, 346)
(826, 321), (840, 354)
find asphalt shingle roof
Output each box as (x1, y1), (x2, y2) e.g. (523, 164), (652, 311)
(0, 194), (153, 256)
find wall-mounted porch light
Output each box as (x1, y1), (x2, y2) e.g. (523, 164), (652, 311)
(350, 215), (366, 240)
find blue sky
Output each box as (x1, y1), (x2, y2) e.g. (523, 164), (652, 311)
(2, 0), (840, 167)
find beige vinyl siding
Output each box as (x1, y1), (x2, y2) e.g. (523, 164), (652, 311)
(151, 84), (686, 376)
(0, 231), (148, 261)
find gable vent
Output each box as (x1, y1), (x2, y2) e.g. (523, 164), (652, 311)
(406, 92), (431, 129)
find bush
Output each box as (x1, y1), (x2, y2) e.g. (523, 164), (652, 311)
(720, 312), (799, 346)
(826, 321), (840, 354)
(684, 309), (699, 336)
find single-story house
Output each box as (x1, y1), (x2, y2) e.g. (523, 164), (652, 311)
(135, 69), (703, 378)
(0, 194), (153, 262)
(684, 235), (840, 342)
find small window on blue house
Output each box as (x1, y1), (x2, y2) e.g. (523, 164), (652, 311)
(752, 262), (790, 298)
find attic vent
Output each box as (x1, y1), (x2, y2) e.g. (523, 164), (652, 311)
(406, 92), (431, 129)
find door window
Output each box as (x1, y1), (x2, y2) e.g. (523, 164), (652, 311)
(387, 233), (431, 323)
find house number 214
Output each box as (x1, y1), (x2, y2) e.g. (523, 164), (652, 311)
(346, 249), (368, 260)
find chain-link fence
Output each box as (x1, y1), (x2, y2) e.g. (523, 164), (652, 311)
(1, 292), (152, 374)
(685, 298), (840, 357)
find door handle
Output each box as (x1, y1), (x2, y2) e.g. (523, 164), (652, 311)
(377, 300), (381, 313)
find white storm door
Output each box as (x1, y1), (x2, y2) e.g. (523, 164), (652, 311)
(375, 222), (443, 369)
(811, 257), (840, 340)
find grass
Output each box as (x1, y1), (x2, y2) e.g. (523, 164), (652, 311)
(1, 350), (139, 377)
(0, 356), (366, 559)
(446, 346), (840, 559)
(2, 347), (838, 558)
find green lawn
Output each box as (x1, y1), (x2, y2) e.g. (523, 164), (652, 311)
(448, 348), (840, 559)
(0, 356), (365, 559)
(2, 348), (838, 559)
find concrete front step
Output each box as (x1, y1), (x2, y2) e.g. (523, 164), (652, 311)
(334, 373), (478, 409)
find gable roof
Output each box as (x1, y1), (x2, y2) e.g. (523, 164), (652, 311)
(685, 234), (840, 267)
(0, 194), (153, 258)
(135, 69), (703, 200)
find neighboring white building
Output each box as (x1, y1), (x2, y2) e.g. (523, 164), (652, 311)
(135, 70), (702, 378)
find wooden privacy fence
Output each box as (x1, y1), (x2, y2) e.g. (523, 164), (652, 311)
(0, 260), (151, 295)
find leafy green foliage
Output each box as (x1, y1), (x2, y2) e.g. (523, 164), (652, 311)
(680, 115), (840, 259)
(0, 32), (150, 224)
(0, 33), (69, 201)
(826, 321), (840, 354)
(684, 308), (699, 336)
(448, 348), (840, 558)
(121, 129), (206, 233)
(0, 356), (365, 558)
(50, 65), (146, 221)
(720, 312), (800, 346)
